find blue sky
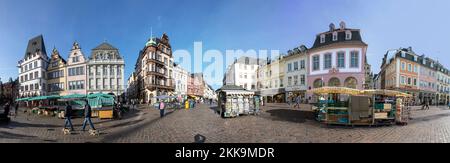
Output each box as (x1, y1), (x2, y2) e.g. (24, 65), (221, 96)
(1, 0), (450, 90)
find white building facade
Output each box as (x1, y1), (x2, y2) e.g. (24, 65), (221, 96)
(223, 57), (262, 91)
(87, 42), (125, 96)
(203, 84), (216, 101)
(18, 35), (49, 97)
(173, 64), (189, 99)
(283, 45), (308, 101)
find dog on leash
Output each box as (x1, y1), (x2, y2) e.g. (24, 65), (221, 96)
(62, 128), (71, 135)
(89, 129), (99, 136)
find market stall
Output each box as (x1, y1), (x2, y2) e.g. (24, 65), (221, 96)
(87, 93), (115, 119)
(362, 90), (412, 125)
(25, 95), (62, 117)
(310, 87), (412, 126)
(57, 94), (87, 118)
(310, 87), (361, 125)
(216, 85), (256, 118)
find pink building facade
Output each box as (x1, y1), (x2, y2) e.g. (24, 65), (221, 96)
(306, 22), (368, 100)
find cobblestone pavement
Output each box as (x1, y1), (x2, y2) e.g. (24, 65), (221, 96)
(1, 104), (450, 143)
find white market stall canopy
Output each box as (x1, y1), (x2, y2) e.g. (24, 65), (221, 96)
(216, 85), (255, 96)
(224, 90), (255, 96)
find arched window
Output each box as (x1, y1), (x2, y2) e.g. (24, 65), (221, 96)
(344, 77), (358, 89)
(329, 78), (341, 87)
(313, 79), (323, 88)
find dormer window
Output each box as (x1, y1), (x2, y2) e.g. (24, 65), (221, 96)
(345, 30), (352, 40)
(332, 32), (338, 41)
(414, 56), (417, 61)
(401, 51), (406, 58)
(320, 34), (325, 43)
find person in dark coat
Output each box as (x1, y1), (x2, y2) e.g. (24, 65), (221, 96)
(0, 102), (11, 118)
(64, 102), (75, 131)
(14, 102), (19, 117)
(82, 100), (96, 131)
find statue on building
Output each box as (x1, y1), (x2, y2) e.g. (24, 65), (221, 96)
(339, 21), (346, 30)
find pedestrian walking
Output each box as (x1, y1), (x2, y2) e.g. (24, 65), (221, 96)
(428, 99), (433, 110)
(261, 96), (264, 106)
(295, 95), (301, 109)
(64, 102), (74, 131)
(159, 100), (166, 118)
(254, 96), (260, 115)
(82, 100), (96, 131)
(14, 102), (19, 118)
(287, 96), (291, 106)
(0, 102), (10, 118)
(425, 99), (430, 110)
(421, 99), (426, 110)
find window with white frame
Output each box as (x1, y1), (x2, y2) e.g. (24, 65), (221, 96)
(293, 75), (298, 86)
(288, 63), (292, 72)
(320, 34), (325, 43)
(408, 63), (412, 72)
(300, 75), (305, 85)
(300, 60), (305, 69)
(337, 52), (345, 68)
(313, 56), (320, 71)
(345, 31), (352, 40)
(293, 61), (299, 71)
(332, 32), (338, 41)
(350, 51), (359, 68)
(288, 77), (292, 86)
(401, 62), (405, 70)
(324, 53), (332, 69)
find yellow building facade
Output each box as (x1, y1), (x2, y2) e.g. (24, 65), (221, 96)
(47, 48), (67, 96)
